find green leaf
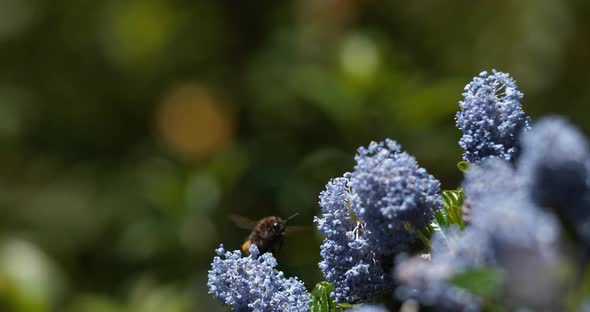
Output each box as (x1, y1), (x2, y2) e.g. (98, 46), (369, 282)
(403, 222), (431, 247)
(434, 208), (448, 227)
(310, 281), (338, 312)
(424, 188), (467, 244)
(445, 191), (458, 206)
(456, 188), (465, 206)
(566, 261), (590, 311)
(430, 188), (465, 231)
(442, 189), (464, 207)
(446, 204), (465, 229)
(450, 267), (508, 312)
(457, 161), (471, 173)
(450, 267), (504, 298)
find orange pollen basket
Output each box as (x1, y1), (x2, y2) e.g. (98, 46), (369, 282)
(241, 240), (252, 253)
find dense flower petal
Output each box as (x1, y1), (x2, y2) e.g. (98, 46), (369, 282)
(207, 244), (309, 312)
(351, 140), (442, 254)
(316, 176), (386, 303)
(456, 70), (530, 163)
(316, 139), (442, 303)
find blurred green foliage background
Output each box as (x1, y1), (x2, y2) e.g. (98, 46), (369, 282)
(1, 0), (589, 311)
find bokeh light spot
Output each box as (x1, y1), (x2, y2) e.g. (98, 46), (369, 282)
(0, 238), (64, 312)
(339, 33), (380, 83)
(157, 84), (233, 161)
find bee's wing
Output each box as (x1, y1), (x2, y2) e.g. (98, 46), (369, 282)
(229, 214), (258, 230)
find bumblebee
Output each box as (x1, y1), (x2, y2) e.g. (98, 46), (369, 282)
(231, 214), (299, 256)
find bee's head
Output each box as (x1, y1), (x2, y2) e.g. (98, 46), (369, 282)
(271, 220), (286, 234)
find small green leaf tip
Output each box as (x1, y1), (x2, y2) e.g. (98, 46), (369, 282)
(339, 303), (354, 309)
(457, 161), (471, 173)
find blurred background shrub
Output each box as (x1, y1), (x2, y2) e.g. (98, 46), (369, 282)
(0, 0), (589, 310)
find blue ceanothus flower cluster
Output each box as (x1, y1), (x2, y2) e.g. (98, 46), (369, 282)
(316, 176), (386, 303)
(316, 139), (442, 303)
(396, 115), (590, 310)
(456, 70), (531, 163)
(208, 244), (310, 312)
(208, 70), (590, 311)
(397, 157), (566, 311)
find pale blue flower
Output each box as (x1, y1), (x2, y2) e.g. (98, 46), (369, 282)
(456, 70), (530, 163)
(207, 244), (309, 311)
(316, 139), (442, 303)
(351, 140), (443, 255)
(316, 176), (386, 303)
